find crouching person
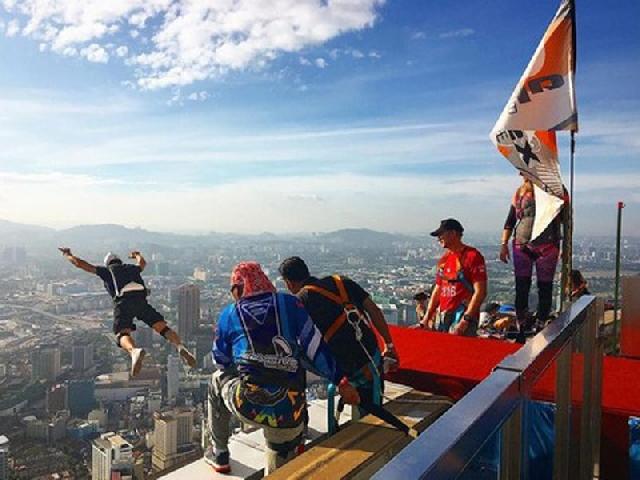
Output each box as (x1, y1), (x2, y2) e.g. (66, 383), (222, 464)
(204, 262), (355, 475)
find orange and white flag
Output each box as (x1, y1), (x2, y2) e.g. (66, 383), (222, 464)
(491, 0), (577, 240)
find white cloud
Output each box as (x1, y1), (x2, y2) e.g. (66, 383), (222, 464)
(411, 31), (426, 40)
(3, 0), (385, 89)
(368, 50), (381, 59)
(6, 19), (20, 37)
(115, 45), (129, 57)
(299, 56), (311, 66)
(315, 57), (327, 68)
(349, 48), (364, 58)
(187, 90), (209, 101)
(439, 28), (475, 39)
(81, 43), (109, 63)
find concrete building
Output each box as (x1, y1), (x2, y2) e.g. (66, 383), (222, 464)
(72, 344), (94, 371)
(0, 435), (8, 480)
(177, 284), (200, 341)
(91, 433), (133, 480)
(68, 379), (96, 417)
(152, 410), (195, 473)
(31, 345), (61, 381)
(46, 383), (68, 414)
(167, 354), (181, 404)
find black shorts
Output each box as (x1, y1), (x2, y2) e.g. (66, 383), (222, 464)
(112, 292), (164, 335)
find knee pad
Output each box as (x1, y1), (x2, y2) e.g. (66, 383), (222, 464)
(116, 332), (132, 348)
(159, 326), (171, 338)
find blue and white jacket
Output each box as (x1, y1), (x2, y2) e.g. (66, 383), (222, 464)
(212, 292), (341, 428)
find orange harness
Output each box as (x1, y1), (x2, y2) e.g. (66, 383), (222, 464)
(302, 275), (364, 344)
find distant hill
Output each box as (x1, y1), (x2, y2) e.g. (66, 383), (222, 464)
(0, 219), (55, 237)
(318, 228), (406, 247)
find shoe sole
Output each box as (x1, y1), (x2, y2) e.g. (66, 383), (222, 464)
(131, 349), (146, 377)
(180, 349), (196, 368)
(204, 457), (231, 474)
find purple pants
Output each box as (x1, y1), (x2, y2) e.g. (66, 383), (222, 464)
(512, 242), (560, 283)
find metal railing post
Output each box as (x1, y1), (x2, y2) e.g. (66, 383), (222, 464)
(500, 404), (522, 480)
(579, 302), (597, 480)
(591, 298), (605, 479)
(553, 342), (572, 480)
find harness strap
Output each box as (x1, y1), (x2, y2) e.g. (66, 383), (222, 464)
(439, 247), (474, 294)
(303, 284), (344, 305)
(332, 275), (349, 303)
(302, 278), (354, 343)
(323, 312), (346, 343)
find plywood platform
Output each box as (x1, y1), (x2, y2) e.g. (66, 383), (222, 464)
(265, 390), (452, 480)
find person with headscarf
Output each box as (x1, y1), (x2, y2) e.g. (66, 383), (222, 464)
(205, 262), (355, 475)
(58, 247), (196, 377)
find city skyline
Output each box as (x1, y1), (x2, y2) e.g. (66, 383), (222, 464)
(0, 1), (638, 236)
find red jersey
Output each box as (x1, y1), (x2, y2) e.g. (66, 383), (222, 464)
(435, 246), (487, 313)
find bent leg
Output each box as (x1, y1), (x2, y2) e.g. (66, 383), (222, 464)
(207, 370), (233, 452)
(263, 424), (305, 475)
(118, 329), (136, 353)
(152, 320), (181, 347)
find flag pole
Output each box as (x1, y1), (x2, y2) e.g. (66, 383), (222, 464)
(560, 133), (575, 310)
(561, 0), (578, 311)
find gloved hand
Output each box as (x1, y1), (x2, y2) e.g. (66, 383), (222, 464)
(382, 345), (399, 373)
(338, 377), (360, 405)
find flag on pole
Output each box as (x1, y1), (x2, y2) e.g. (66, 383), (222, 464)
(491, 0), (577, 240)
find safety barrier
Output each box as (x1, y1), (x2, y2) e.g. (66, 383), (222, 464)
(372, 295), (604, 480)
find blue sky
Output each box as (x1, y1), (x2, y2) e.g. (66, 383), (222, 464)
(0, 0), (638, 235)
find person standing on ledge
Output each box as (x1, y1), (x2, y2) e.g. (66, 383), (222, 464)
(59, 248), (196, 377)
(420, 219), (487, 336)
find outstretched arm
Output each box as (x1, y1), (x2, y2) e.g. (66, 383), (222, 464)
(129, 251), (146, 272)
(59, 248), (97, 274)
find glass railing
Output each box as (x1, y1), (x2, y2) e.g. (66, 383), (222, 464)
(373, 295), (603, 480)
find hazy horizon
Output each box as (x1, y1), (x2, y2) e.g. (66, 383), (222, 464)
(0, 1), (638, 237)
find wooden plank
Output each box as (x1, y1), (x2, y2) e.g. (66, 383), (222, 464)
(266, 390), (452, 480)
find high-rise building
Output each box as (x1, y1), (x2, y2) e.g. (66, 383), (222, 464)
(152, 412), (177, 472)
(46, 383), (68, 414)
(0, 435), (8, 480)
(68, 380), (96, 417)
(31, 345), (61, 381)
(152, 409), (195, 472)
(72, 344), (94, 371)
(177, 284), (200, 341)
(176, 410), (194, 446)
(167, 354), (181, 403)
(92, 433), (133, 480)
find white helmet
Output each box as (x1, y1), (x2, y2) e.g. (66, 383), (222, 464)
(104, 252), (121, 266)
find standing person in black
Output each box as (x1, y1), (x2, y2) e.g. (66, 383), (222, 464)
(278, 256), (399, 409)
(59, 248), (196, 377)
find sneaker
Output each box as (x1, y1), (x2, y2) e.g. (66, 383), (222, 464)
(178, 346), (197, 368)
(204, 447), (231, 474)
(130, 348), (146, 377)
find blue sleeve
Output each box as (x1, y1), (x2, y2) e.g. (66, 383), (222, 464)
(212, 304), (234, 369)
(285, 294), (342, 384)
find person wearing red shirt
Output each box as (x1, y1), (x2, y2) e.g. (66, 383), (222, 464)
(419, 219), (487, 336)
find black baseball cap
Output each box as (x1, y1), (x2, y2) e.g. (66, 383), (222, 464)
(430, 218), (464, 237)
(413, 291), (429, 301)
